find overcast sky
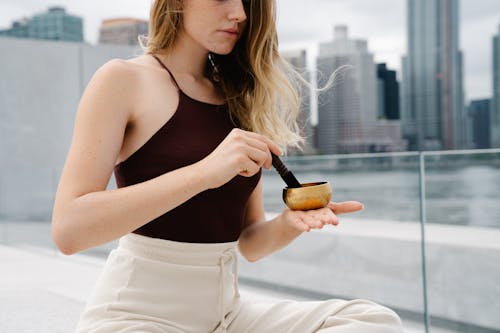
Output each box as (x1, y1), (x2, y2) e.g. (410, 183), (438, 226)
(1, 0), (499, 102)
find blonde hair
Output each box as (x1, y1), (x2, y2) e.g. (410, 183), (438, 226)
(143, 0), (304, 151)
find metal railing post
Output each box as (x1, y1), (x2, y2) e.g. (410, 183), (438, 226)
(418, 152), (430, 332)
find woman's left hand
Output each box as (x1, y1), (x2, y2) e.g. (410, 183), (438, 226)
(279, 201), (364, 233)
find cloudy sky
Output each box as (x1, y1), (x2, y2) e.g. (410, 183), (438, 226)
(1, 0), (499, 102)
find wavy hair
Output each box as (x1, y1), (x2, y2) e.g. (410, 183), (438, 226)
(142, 0), (304, 151)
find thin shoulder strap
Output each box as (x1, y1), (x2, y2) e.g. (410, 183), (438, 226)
(151, 54), (180, 89)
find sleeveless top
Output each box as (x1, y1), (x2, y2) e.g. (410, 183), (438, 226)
(113, 55), (262, 243)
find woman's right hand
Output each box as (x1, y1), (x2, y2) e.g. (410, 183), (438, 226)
(199, 128), (282, 189)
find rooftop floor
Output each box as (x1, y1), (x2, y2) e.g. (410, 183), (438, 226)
(0, 242), (454, 333)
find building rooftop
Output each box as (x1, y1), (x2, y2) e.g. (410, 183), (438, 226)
(1, 233), (463, 333)
(101, 18), (148, 26)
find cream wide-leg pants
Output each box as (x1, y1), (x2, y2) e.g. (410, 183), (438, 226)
(75, 233), (403, 333)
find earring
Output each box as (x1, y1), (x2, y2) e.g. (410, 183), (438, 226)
(208, 53), (221, 83)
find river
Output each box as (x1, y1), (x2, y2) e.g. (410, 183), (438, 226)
(261, 164), (500, 228)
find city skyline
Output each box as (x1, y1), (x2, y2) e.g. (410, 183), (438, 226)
(0, 0), (499, 103)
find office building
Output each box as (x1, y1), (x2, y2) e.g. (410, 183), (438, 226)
(402, 0), (464, 151)
(99, 18), (148, 46)
(0, 19), (30, 38)
(469, 99), (491, 149)
(281, 49), (315, 155)
(316, 25), (405, 154)
(0, 7), (83, 42)
(377, 63), (400, 120)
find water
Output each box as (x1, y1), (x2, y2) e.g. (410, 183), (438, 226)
(262, 164), (500, 228)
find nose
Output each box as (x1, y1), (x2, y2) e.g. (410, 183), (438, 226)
(228, 0), (247, 23)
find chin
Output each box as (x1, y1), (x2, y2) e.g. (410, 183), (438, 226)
(210, 49), (233, 56)
(209, 43), (238, 56)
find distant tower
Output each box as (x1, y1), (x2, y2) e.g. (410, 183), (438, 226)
(402, 0), (464, 151)
(316, 25), (376, 154)
(0, 7), (83, 42)
(492, 24), (500, 148)
(98, 18), (149, 46)
(316, 26), (405, 154)
(469, 99), (491, 149)
(377, 63), (400, 120)
(281, 49), (315, 155)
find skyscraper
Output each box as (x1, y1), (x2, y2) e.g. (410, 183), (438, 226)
(99, 18), (148, 46)
(469, 99), (491, 149)
(402, 0), (464, 151)
(316, 26), (374, 154)
(281, 49), (315, 155)
(493, 24), (500, 148)
(377, 63), (400, 120)
(316, 26), (405, 154)
(0, 7), (83, 42)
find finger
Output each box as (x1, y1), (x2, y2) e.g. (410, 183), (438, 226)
(327, 201), (364, 215)
(244, 146), (269, 169)
(243, 137), (272, 169)
(314, 208), (338, 226)
(309, 211), (328, 228)
(322, 209), (339, 225)
(285, 210), (310, 232)
(237, 157), (261, 177)
(244, 131), (283, 156)
(243, 136), (269, 152)
(296, 218), (310, 232)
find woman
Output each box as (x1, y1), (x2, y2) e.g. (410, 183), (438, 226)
(52, 0), (403, 332)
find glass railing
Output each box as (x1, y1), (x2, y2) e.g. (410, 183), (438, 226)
(1, 149), (500, 332)
(249, 149), (500, 332)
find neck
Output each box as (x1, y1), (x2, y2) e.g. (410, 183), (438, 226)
(156, 31), (209, 80)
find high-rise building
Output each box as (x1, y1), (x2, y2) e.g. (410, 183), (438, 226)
(469, 99), (491, 149)
(377, 63), (400, 120)
(0, 7), (83, 42)
(281, 49), (315, 155)
(402, 0), (464, 151)
(493, 24), (500, 148)
(99, 18), (148, 46)
(316, 26), (406, 154)
(0, 19), (30, 38)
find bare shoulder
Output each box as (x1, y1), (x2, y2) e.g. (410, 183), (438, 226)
(89, 54), (175, 106)
(81, 56), (159, 117)
(89, 58), (140, 95)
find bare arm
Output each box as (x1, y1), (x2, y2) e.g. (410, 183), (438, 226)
(238, 179), (364, 262)
(52, 59), (282, 255)
(52, 60), (209, 254)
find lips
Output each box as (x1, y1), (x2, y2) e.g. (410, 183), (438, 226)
(219, 28), (239, 36)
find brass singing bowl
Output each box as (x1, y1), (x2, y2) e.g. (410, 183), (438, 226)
(282, 181), (332, 211)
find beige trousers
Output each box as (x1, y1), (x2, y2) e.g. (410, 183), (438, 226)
(75, 233), (403, 333)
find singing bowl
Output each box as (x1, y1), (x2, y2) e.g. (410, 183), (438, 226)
(282, 181), (332, 211)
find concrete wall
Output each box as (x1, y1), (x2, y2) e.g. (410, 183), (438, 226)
(0, 37), (139, 220)
(238, 217), (500, 331)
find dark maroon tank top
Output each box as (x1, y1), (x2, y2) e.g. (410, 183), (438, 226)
(113, 55), (261, 243)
